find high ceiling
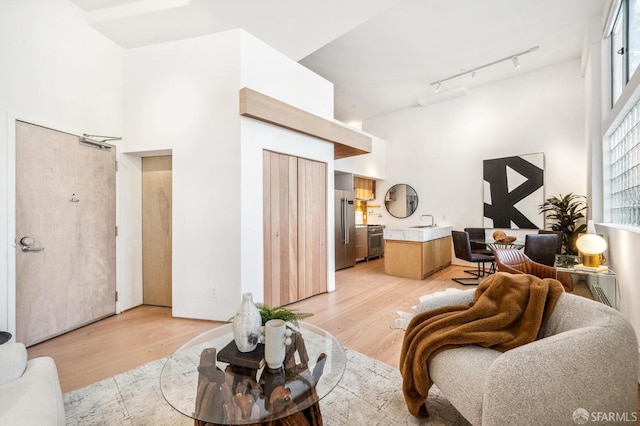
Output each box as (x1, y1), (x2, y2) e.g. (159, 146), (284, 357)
(69, 0), (609, 124)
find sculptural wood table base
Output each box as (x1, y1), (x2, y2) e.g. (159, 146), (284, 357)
(160, 322), (344, 426)
(194, 401), (322, 426)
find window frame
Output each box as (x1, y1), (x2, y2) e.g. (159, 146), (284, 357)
(611, 0), (628, 106)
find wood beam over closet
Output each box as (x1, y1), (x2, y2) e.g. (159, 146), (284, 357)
(239, 87), (372, 159)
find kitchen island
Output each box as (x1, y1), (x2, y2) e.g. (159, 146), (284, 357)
(383, 226), (453, 280)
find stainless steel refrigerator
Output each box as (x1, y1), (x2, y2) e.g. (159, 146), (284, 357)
(335, 190), (356, 270)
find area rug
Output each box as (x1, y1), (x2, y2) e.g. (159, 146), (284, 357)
(64, 347), (470, 425)
(391, 288), (464, 330)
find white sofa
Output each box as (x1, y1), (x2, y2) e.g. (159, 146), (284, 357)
(0, 342), (65, 425)
(414, 289), (638, 426)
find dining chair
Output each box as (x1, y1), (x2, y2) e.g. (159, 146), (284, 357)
(451, 231), (494, 285)
(538, 229), (563, 254)
(524, 234), (558, 266)
(463, 227), (493, 256)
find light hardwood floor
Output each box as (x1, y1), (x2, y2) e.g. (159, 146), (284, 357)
(27, 259), (628, 402)
(28, 260), (474, 392)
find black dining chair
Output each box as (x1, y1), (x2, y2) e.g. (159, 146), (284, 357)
(464, 227), (493, 256)
(524, 234), (558, 266)
(451, 230), (495, 285)
(538, 229), (563, 254)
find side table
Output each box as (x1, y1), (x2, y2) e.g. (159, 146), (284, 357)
(556, 266), (617, 309)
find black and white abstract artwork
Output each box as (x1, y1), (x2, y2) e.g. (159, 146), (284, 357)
(483, 153), (544, 229)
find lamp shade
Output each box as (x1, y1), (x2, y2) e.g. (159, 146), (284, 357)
(575, 234), (607, 255)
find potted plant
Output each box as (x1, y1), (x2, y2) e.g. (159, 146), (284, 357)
(255, 304), (313, 326)
(538, 193), (588, 255)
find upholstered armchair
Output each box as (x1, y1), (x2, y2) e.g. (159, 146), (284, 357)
(0, 343), (65, 425)
(493, 248), (573, 291)
(412, 289), (638, 426)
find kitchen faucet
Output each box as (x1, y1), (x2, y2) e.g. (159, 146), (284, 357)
(421, 214), (435, 227)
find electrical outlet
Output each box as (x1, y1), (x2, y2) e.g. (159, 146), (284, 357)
(210, 286), (218, 299)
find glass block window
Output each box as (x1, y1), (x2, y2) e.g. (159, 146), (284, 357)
(610, 101), (640, 226)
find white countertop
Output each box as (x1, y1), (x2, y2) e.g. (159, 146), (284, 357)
(383, 225), (453, 242)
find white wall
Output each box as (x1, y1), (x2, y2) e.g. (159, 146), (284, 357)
(239, 32), (334, 119)
(0, 0), (125, 335)
(124, 29), (337, 321)
(124, 31), (243, 321)
(364, 59), (587, 232)
(124, 31), (240, 320)
(595, 225), (640, 343)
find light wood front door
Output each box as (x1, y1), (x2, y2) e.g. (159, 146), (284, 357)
(263, 151), (327, 307)
(15, 121), (116, 346)
(142, 156), (172, 307)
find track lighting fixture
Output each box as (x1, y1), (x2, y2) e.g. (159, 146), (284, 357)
(429, 45), (539, 91)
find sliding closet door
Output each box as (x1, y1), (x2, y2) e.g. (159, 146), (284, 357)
(263, 150), (327, 307)
(15, 121), (116, 346)
(297, 157), (327, 300)
(263, 151), (299, 306)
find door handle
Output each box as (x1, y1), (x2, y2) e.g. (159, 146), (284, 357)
(19, 236), (44, 252)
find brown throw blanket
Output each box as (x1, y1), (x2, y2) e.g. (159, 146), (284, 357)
(399, 272), (564, 418)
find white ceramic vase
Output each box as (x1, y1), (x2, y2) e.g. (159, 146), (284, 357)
(233, 293), (262, 353)
(264, 319), (292, 369)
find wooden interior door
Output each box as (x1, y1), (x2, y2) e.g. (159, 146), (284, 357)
(297, 157), (327, 299)
(15, 121), (116, 346)
(263, 151), (327, 307)
(142, 156), (172, 306)
(263, 151), (298, 306)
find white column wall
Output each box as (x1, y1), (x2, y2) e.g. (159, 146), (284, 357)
(239, 31), (334, 119)
(0, 0), (125, 335)
(364, 59), (587, 232)
(124, 30), (243, 321)
(239, 31), (337, 302)
(124, 29), (338, 320)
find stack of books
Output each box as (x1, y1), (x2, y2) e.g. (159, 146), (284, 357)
(217, 340), (265, 369)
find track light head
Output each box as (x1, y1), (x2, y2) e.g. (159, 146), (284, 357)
(435, 82), (441, 93)
(512, 56), (520, 69)
(471, 70), (476, 78)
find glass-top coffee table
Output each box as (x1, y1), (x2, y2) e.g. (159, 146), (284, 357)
(160, 321), (346, 425)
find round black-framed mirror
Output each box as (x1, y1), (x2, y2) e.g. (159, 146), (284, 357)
(384, 184), (418, 218)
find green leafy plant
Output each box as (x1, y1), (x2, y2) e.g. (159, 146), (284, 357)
(255, 303), (313, 325)
(538, 193), (588, 255)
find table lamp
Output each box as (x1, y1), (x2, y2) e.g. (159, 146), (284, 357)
(575, 226), (607, 272)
